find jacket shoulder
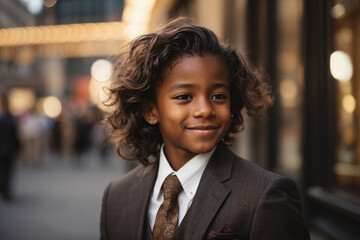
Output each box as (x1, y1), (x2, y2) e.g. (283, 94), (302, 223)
(210, 146), (309, 239)
(108, 163), (149, 193)
(233, 154), (283, 180)
(225, 147), (296, 199)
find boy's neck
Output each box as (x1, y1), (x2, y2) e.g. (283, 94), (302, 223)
(163, 147), (197, 171)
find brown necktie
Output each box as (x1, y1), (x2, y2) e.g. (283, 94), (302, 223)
(153, 175), (183, 240)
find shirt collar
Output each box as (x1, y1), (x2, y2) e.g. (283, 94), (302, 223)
(153, 144), (216, 200)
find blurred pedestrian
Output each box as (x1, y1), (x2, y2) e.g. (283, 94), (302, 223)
(73, 105), (97, 165)
(18, 109), (43, 165)
(53, 109), (76, 162)
(0, 93), (20, 201)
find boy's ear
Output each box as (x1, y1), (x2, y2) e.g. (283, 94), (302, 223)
(143, 102), (158, 125)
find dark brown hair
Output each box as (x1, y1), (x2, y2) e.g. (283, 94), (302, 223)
(105, 18), (273, 165)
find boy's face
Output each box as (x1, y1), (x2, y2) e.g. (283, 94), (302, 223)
(145, 54), (231, 165)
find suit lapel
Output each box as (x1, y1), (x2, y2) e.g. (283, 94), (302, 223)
(130, 161), (158, 240)
(176, 143), (234, 240)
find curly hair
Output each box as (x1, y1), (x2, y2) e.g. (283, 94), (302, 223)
(105, 18), (273, 165)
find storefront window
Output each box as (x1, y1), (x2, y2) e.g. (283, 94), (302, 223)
(331, 0), (360, 196)
(276, 0), (303, 177)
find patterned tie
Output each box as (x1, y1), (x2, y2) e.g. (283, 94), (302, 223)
(153, 175), (183, 240)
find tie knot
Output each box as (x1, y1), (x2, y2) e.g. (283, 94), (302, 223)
(163, 175), (182, 200)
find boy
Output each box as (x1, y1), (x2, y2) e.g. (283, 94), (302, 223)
(100, 19), (310, 240)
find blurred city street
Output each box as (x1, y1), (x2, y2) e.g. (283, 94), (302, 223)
(0, 151), (134, 240)
(1, 0), (360, 239)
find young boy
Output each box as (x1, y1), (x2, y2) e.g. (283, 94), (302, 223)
(100, 19), (310, 240)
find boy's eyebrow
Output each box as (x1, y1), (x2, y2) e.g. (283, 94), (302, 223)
(168, 83), (194, 91)
(212, 83), (229, 89)
(168, 82), (229, 91)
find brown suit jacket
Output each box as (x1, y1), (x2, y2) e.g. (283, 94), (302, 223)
(100, 143), (310, 240)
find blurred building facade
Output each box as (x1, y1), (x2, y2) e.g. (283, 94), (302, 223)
(1, 0), (360, 239)
(0, 0), (35, 91)
(53, 0), (124, 24)
(39, 0), (124, 99)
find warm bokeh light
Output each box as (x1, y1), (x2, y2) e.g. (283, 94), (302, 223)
(335, 163), (360, 177)
(123, 24), (148, 40)
(43, 0), (57, 8)
(43, 96), (62, 118)
(331, 4), (346, 19)
(90, 59), (113, 82)
(0, 1), (158, 59)
(122, 0), (156, 39)
(8, 88), (36, 116)
(330, 50), (353, 82)
(280, 79), (298, 107)
(0, 22), (125, 47)
(342, 94), (356, 113)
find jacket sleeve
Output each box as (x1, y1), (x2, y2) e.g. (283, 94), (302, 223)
(249, 177), (310, 240)
(100, 182), (112, 240)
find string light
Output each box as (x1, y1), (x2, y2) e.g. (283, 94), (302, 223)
(0, 22), (126, 47)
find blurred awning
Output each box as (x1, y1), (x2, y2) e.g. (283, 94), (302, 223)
(0, 0), (181, 59)
(0, 22), (127, 59)
(0, 22), (127, 47)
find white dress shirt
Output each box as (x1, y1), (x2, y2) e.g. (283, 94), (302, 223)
(148, 144), (216, 230)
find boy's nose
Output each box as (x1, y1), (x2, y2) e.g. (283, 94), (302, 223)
(192, 98), (215, 118)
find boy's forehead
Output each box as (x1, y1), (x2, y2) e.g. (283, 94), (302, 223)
(169, 54), (227, 76)
(159, 54), (229, 88)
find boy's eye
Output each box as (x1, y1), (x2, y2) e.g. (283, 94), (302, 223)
(174, 95), (192, 101)
(212, 94), (227, 100)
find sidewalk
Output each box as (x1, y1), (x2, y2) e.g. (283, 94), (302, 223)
(0, 151), (134, 240)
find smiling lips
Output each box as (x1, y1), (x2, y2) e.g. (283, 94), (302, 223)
(185, 125), (219, 136)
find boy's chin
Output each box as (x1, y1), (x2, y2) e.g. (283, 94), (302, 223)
(191, 144), (218, 154)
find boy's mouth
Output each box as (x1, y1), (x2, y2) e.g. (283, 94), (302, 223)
(186, 125), (219, 130)
(185, 125), (219, 136)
